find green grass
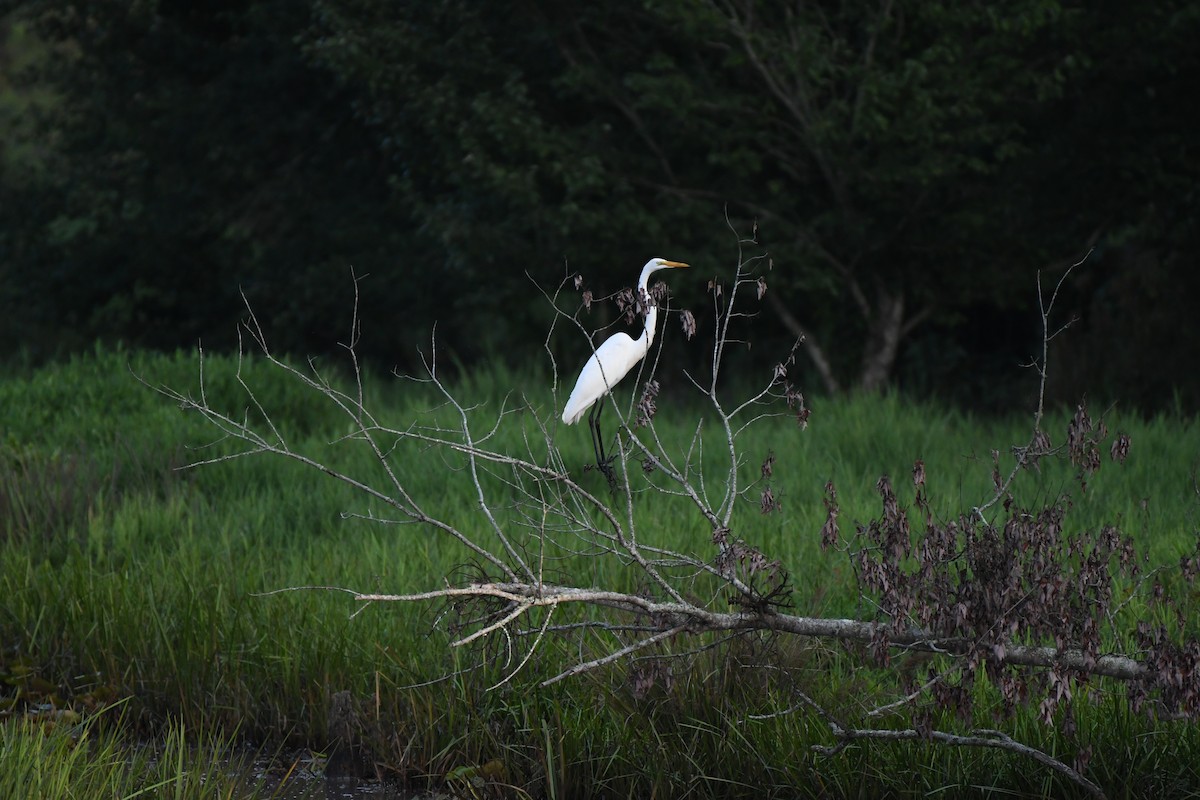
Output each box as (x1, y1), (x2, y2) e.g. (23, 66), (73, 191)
(0, 706), (313, 800)
(2, 345), (1200, 798)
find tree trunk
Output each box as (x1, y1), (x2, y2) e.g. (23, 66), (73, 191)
(859, 289), (905, 393)
(765, 290), (842, 395)
(768, 286), (910, 394)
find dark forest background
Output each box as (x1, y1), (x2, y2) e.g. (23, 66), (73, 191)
(1, 1), (1197, 412)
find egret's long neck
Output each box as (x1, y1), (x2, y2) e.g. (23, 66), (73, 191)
(640, 304), (659, 350)
(635, 265), (660, 351)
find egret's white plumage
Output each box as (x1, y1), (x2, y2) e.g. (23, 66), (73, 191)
(562, 258), (689, 425)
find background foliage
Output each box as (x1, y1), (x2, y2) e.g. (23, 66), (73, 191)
(2, 1), (1198, 409)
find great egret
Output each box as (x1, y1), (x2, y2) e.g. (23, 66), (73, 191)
(562, 257), (689, 474)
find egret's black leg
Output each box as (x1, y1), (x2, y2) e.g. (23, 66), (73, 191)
(588, 395), (607, 467)
(587, 395), (616, 481)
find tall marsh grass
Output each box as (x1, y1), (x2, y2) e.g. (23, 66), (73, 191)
(2, 346), (1199, 797)
(0, 708), (305, 800)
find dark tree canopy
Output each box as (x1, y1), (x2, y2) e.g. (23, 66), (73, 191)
(2, 1), (1198, 410)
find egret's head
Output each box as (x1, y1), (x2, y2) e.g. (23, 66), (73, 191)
(648, 258), (690, 272)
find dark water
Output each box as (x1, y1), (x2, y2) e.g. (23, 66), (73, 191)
(192, 747), (418, 800)
(261, 772), (411, 800)
(231, 753), (424, 800)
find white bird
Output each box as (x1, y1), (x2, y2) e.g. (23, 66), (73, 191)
(561, 257), (689, 474)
